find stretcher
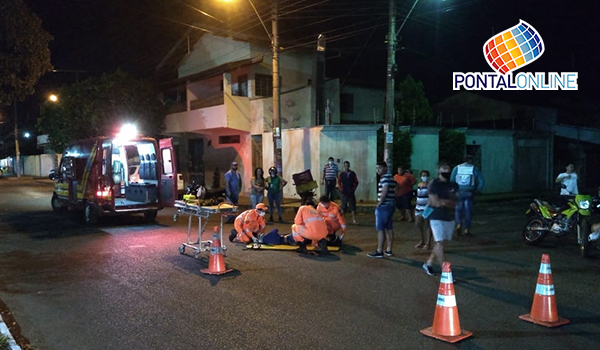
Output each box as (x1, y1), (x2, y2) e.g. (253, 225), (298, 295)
(173, 200), (238, 258)
(245, 243), (340, 252)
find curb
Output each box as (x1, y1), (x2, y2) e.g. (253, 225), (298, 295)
(0, 321), (21, 350)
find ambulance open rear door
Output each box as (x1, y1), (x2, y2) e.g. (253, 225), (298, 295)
(159, 138), (177, 206)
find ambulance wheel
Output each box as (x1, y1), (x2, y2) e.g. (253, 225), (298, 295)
(144, 210), (158, 223)
(84, 202), (99, 225)
(51, 193), (67, 213)
(179, 244), (185, 254)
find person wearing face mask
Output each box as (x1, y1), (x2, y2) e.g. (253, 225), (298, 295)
(322, 156), (339, 201)
(229, 203), (268, 243)
(450, 155), (484, 236)
(317, 195), (347, 246)
(266, 166), (288, 222)
(414, 170), (433, 249)
(422, 163), (458, 276)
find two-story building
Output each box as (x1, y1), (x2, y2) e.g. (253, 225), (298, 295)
(159, 32), (385, 201)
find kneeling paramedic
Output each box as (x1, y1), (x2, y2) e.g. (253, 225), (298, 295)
(229, 203), (268, 243)
(286, 198), (329, 254)
(317, 195), (346, 246)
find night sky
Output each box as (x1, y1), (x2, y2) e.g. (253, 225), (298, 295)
(24, 0), (599, 106)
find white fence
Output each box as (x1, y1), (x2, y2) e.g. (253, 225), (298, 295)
(1, 154), (61, 177)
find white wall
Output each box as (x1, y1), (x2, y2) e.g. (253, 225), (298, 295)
(250, 86), (314, 134)
(265, 125), (380, 201)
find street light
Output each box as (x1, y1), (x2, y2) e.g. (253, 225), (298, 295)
(220, 0), (282, 175)
(48, 94), (58, 103)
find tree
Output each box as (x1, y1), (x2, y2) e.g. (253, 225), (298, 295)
(0, 0), (53, 106)
(37, 70), (166, 152)
(396, 75), (433, 126)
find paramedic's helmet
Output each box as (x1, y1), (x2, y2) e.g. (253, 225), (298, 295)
(268, 166), (277, 175)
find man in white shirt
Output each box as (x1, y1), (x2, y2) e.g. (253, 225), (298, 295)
(555, 163), (578, 206)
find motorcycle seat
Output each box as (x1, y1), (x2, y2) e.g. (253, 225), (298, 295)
(536, 199), (563, 214)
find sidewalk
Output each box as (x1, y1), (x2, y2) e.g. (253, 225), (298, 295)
(1, 175), (534, 213)
(236, 192), (534, 214)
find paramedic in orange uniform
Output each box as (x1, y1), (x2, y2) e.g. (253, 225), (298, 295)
(229, 203), (268, 243)
(290, 197), (329, 254)
(317, 195), (347, 246)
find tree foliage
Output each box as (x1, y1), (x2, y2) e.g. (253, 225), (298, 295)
(438, 129), (466, 167)
(396, 75), (433, 126)
(37, 70), (166, 152)
(377, 127), (412, 170)
(0, 0), (53, 106)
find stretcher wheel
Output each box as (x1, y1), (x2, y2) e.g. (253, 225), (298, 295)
(179, 244), (185, 254)
(194, 250), (200, 259)
(173, 214), (178, 222)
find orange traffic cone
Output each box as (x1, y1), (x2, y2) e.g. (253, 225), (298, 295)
(421, 262), (472, 343)
(519, 254), (569, 327)
(201, 226), (233, 275)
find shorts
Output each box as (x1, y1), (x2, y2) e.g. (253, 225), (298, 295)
(429, 220), (454, 242)
(375, 204), (395, 231)
(395, 193), (412, 210)
(341, 193), (356, 212)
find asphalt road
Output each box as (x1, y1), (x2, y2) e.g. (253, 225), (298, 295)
(0, 178), (599, 350)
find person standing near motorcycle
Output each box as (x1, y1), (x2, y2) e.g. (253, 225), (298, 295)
(250, 167), (266, 209)
(450, 155), (484, 236)
(555, 163), (578, 206)
(224, 161), (242, 223)
(266, 166), (288, 223)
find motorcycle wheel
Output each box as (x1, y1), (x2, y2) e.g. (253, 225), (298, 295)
(580, 219), (590, 258)
(523, 218), (547, 245)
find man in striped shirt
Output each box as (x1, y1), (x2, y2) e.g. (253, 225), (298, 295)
(367, 161), (397, 258)
(322, 156), (339, 201)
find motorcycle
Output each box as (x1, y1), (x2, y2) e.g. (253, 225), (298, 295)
(183, 181), (230, 206)
(523, 189), (591, 257)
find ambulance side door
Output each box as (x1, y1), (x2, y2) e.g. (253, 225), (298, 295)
(159, 138), (177, 206)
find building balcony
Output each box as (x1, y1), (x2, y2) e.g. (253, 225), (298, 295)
(164, 93), (251, 135)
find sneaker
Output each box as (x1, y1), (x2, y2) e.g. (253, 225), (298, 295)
(268, 216), (274, 223)
(463, 228), (472, 236)
(278, 217), (284, 223)
(384, 250), (394, 257)
(229, 229), (237, 242)
(422, 264), (435, 276)
(367, 251), (384, 258)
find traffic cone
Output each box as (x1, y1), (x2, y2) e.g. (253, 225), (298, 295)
(421, 262), (472, 343)
(201, 226), (233, 275)
(519, 254), (569, 327)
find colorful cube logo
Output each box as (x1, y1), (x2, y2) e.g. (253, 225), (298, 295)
(484, 20), (544, 74)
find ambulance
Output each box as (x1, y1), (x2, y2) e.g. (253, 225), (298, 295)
(49, 125), (178, 224)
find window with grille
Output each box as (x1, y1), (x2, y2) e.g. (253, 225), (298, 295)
(255, 74), (273, 97)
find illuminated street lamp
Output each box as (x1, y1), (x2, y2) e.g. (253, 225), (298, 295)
(220, 0), (282, 175)
(48, 94), (58, 103)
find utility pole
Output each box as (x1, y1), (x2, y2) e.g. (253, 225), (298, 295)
(384, 0), (396, 173)
(271, 0), (282, 175)
(14, 103), (20, 178)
